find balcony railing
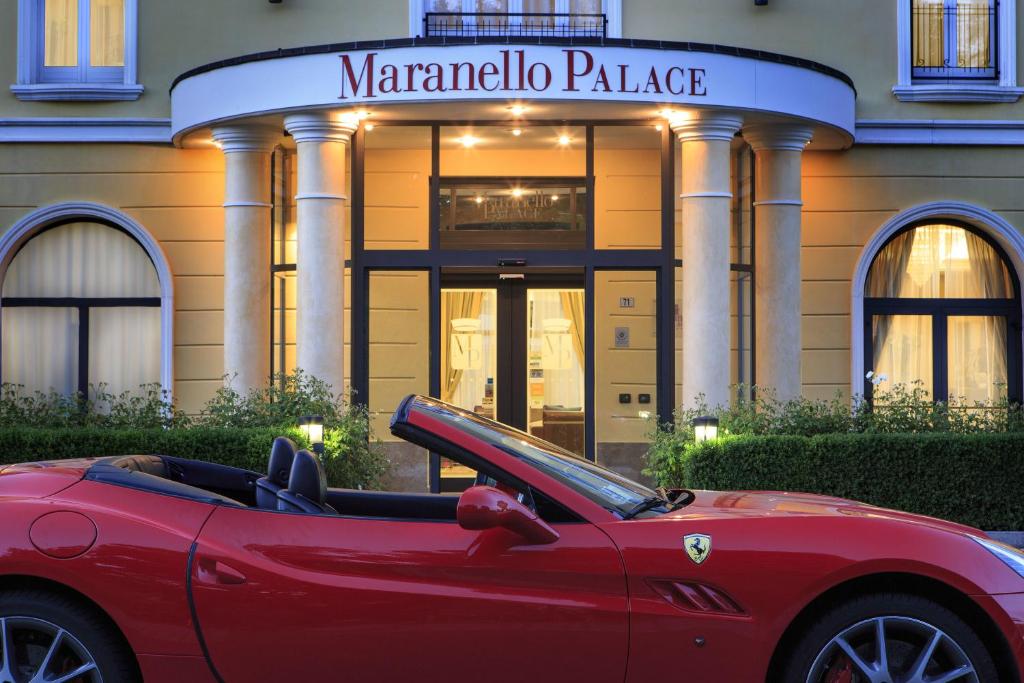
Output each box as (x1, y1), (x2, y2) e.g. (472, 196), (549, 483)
(911, 1), (997, 80)
(424, 12), (608, 38)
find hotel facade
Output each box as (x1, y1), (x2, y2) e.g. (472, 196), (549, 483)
(1, 0), (1022, 491)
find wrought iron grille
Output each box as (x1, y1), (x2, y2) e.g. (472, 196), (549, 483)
(424, 12), (607, 38)
(911, 0), (997, 80)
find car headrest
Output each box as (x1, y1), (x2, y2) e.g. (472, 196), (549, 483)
(268, 437), (297, 488)
(286, 450), (327, 505)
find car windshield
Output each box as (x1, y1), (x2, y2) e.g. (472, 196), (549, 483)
(409, 397), (673, 519)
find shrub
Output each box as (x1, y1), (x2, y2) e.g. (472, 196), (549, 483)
(648, 432), (1024, 531)
(0, 370), (388, 490)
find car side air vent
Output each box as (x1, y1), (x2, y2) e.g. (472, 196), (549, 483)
(647, 579), (747, 616)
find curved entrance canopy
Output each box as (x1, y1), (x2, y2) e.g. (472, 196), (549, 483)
(170, 38), (856, 148)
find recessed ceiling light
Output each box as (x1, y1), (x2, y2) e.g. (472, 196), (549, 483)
(511, 188), (524, 198)
(458, 135), (481, 148)
(508, 104), (528, 116)
(355, 110), (372, 119)
(475, 195), (484, 204)
(557, 135), (572, 146)
(550, 194), (559, 201)
(511, 128), (523, 137)
(655, 124), (664, 132)
(364, 123), (375, 131)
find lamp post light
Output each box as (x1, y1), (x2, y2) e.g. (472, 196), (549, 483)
(691, 416), (720, 443)
(299, 415), (325, 456)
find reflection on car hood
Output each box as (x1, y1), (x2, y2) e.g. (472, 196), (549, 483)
(664, 490), (978, 534)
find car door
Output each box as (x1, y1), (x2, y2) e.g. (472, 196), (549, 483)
(189, 505), (628, 683)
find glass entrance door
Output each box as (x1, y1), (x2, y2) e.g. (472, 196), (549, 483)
(438, 274), (586, 491)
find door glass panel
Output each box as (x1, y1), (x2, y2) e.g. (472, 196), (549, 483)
(948, 315), (1008, 403)
(594, 126), (661, 250)
(44, 0), (78, 67)
(441, 288), (498, 486)
(595, 271), (657, 458)
(439, 180), (587, 250)
(871, 314), (933, 398)
(527, 289), (585, 455)
(369, 272), (430, 437)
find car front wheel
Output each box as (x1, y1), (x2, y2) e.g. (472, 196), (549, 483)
(0, 589), (139, 683)
(783, 593), (1000, 683)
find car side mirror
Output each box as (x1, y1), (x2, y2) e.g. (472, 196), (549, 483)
(457, 486), (559, 545)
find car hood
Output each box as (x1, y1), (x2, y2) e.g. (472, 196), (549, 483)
(664, 490), (980, 535)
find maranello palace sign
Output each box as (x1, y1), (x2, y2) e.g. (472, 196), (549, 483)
(170, 44), (856, 139)
(339, 48), (709, 99)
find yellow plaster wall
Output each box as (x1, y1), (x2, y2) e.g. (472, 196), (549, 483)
(2, 1), (1021, 122)
(800, 146), (1024, 400)
(0, 143), (226, 414)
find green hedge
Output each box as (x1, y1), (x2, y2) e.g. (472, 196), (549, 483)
(0, 426), (384, 490)
(648, 433), (1024, 531)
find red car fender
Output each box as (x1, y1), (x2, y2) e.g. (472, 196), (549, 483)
(1, 480), (216, 658)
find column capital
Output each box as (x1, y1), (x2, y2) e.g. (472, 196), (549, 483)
(211, 124), (280, 154)
(284, 112), (359, 144)
(670, 112), (744, 143)
(743, 123), (814, 152)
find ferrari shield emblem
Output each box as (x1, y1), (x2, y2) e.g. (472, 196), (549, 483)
(684, 534), (712, 565)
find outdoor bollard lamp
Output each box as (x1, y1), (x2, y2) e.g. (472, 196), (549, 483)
(692, 416), (720, 443)
(299, 415), (325, 455)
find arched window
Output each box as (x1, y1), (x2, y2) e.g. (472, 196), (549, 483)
(1, 220), (161, 397)
(864, 222), (1022, 403)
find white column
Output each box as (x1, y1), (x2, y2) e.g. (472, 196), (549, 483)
(672, 112), (744, 409)
(212, 125), (279, 393)
(743, 124), (814, 402)
(284, 113), (357, 393)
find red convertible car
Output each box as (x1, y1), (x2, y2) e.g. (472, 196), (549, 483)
(0, 394), (1022, 683)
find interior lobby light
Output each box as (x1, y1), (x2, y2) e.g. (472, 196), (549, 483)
(511, 128), (523, 136)
(550, 194), (559, 201)
(364, 123), (375, 131)
(459, 135), (481, 148)
(511, 188), (524, 198)
(354, 110), (372, 119)
(655, 123), (664, 132)
(557, 135), (572, 146)
(507, 104), (528, 116)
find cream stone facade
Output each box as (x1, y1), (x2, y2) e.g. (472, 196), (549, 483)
(1, 1), (1022, 491)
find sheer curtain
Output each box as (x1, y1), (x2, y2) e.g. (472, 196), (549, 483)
(44, 0), (78, 67)
(2, 222), (160, 397)
(90, 0), (125, 67)
(957, 0), (992, 69)
(867, 224), (1011, 400)
(441, 290), (490, 409)
(912, 0), (993, 70)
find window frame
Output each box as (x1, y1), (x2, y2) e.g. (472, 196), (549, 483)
(862, 221), (1023, 403)
(0, 219), (162, 397)
(12, 0), (142, 101)
(895, 0), (1022, 101)
(409, 0), (623, 38)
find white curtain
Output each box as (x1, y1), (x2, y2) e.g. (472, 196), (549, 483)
(948, 315), (1007, 402)
(2, 222), (160, 397)
(90, 0), (125, 67)
(44, 0), (78, 67)
(868, 224), (1010, 401)
(872, 314), (933, 398)
(529, 290), (584, 410)
(2, 308), (79, 395)
(4, 222), (159, 298)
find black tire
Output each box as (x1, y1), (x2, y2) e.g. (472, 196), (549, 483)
(0, 589), (140, 683)
(781, 592), (1000, 683)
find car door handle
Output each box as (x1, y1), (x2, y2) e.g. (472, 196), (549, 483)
(195, 557), (247, 586)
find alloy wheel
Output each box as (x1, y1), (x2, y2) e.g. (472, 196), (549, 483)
(806, 616), (979, 683)
(0, 616), (102, 683)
